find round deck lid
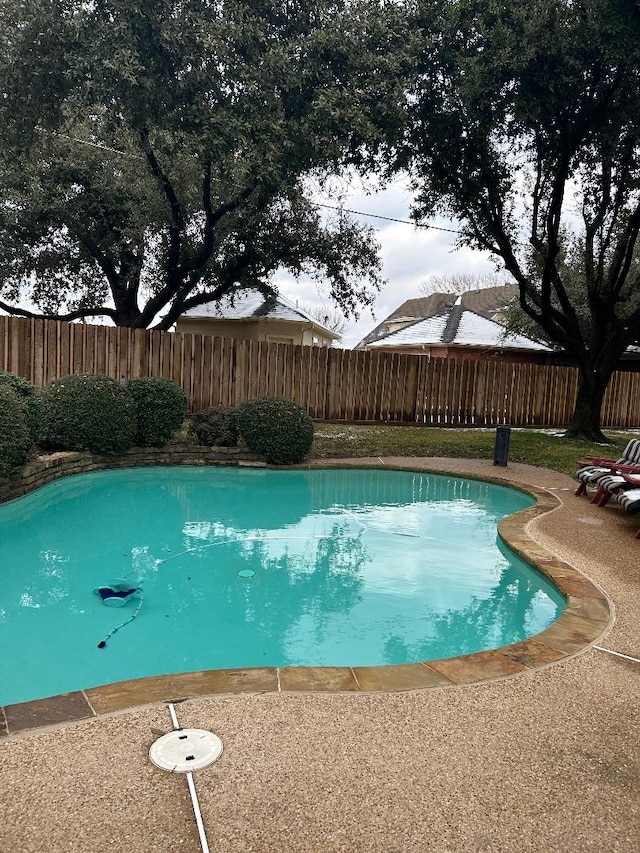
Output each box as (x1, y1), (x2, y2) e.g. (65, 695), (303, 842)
(149, 728), (223, 772)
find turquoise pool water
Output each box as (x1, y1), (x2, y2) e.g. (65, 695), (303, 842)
(0, 467), (565, 705)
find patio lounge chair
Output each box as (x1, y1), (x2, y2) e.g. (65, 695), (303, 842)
(589, 466), (640, 507)
(574, 439), (640, 496)
(610, 486), (640, 539)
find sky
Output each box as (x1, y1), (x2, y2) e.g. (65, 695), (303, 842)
(275, 174), (497, 349)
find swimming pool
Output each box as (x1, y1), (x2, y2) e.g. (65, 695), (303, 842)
(0, 467), (565, 705)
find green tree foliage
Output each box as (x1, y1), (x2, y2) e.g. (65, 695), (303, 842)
(500, 236), (640, 350)
(0, 0), (403, 329)
(394, 0), (640, 440)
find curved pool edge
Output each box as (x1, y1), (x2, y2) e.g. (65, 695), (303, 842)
(0, 456), (613, 737)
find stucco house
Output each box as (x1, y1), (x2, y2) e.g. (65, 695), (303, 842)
(175, 291), (339, 347)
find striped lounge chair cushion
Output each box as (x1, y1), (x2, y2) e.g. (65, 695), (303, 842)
(576, 438), (640, 485)
(612, 488), (640, 514)
(576, 465), (617, 485)
(593, 472), (640, 494)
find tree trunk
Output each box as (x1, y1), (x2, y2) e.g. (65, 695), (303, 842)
(565, 364), (612, 442)
(110, 277), (145, 328)
(112, 304), (143, 328)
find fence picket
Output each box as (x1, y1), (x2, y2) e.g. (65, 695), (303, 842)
(1, 317), (639, 428)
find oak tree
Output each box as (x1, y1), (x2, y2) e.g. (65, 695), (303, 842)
(0, 0), (400, 329)
(397, 0), (640, 439)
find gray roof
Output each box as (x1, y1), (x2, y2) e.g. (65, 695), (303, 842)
(460, 284), (519, 319)
(355, 285), (519, 348)
(356, 293), (456, 348)
(367, 301), (550, 352)
(181, 290), (339, 338)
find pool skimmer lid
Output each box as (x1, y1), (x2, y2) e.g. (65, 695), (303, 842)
(149, 728), (223, 773)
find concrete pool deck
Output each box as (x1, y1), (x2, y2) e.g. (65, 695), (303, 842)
(1, 457), (638, 851)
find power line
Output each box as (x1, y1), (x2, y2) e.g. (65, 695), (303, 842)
(39, 128), (144, 159)
(315, 202), (462, 234)
(38, 127), (461, 234)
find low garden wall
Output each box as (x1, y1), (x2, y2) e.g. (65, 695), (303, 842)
(0, 445), (264, 506)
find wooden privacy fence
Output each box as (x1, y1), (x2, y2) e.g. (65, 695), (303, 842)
(2, 316), (640, 428)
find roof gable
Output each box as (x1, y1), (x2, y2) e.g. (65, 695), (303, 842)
(180, 290), (339, 338)
(368, 306), (549, 351)
(355, 285), (521, 349)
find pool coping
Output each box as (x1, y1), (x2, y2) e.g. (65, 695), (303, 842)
(0, 457), (613, 737)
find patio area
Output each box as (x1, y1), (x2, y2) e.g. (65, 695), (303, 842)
(1, 458), (638, 852)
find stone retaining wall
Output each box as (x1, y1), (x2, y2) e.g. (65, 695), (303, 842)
(0, 445), (265, 505)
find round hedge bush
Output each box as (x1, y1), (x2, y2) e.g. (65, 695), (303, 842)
(0, 369), (44, 444)
(126, 377), (188, 447)
(235, 396), (314, 464)
(190, 405), (238, 447)
(0, 384), (33, 477)
(39, 373), (136, 455)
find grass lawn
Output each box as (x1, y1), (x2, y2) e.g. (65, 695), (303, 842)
(309, 423), (636, 477)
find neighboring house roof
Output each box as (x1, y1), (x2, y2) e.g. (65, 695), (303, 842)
(180, 290), (339, 339)
(355, 284), (520, 348)
(460, 284), (519, 320)
(366, 298), (550, 352)
(356, 293), (456, 347)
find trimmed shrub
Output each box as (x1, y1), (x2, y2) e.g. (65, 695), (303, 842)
(0, 384), (33, 477)
(126, 377), (188, 447)
(190, 405), (238, 447)
(39, 374), (136, 455)
(0, 369), (44, 444)
(235, 396), (314, 464)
